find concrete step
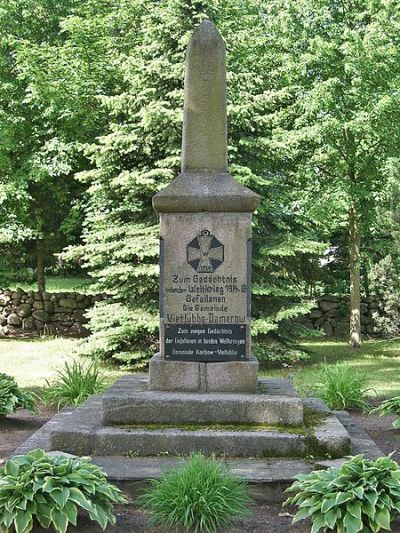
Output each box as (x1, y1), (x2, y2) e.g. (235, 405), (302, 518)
(101, 375), (303, 426)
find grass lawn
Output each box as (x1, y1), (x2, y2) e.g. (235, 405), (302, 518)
(1, 336), (399, 401)
(6, 276), (94, 293)
(264, 338), (400, 399)
(0, 337), (124, 392)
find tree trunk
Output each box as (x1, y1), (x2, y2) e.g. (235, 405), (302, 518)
(349, 205), (361, 348)
(37, 239), (46, 293)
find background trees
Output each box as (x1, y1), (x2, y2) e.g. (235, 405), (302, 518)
(1, 0), (399, 360)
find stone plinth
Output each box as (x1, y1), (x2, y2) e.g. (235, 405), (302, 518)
(148, 354), (259, 393)
(102, 374), (303, 426)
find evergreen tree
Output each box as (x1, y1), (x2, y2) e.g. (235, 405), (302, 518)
(60, 0), (323, 367)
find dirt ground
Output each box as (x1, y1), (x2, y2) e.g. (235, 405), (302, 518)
(1, 406), (400, 532)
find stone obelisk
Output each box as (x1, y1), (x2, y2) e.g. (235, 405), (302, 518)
(150, 20), (260, 393)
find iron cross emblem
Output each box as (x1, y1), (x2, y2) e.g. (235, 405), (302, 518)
(187, 229), (224, 273)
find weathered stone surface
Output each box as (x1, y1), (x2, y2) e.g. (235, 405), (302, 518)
(58, 298), (76, 309)
(7, 313), (21, 326)
(319, 300), (340, 312)
(22, 317), (36, 330)
(149, 354), (259, 393)
(102, 375), (303, 426)
(320, 321), (333, 336)
(32, 310), (49, 322)
(17, 303), (32, 317)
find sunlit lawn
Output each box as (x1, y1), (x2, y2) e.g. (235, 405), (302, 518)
(7, 276), (94, 294)
(0, 337), (124, 393)
(264, 338), (400, 399)
(1, 336), (400, 401)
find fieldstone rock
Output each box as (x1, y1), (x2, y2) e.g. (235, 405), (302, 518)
(34, 292), (42, 301)
(32, 310), (49, 322)
(360, 303), (368, 314)
(0, 316), (7, 326)
(17, 303), (32, 318)
(315, 317), (325, 327)
(325, 309), (339, 318)
(7, 313), (21, 326)
(22, 317), (36, 330)
(26, 297), (34, 305)
(44, 301), (55, 313)
(35, 320), (44, 330)
(369, 301), (380, 309)
(33, 301), (45, 310)
(320, 321), (333, 336)
(54, 307), (70, 314)
(45, 323), (57, 336)
(42, 291), (51, 301)
(309, 309), (323, 319)
(335, 322), (349, 336)
(319, 300), (340, 312)
(360, 315), (371, 325)
(3, 306), (11, 316)
(58, 298), (76, 309)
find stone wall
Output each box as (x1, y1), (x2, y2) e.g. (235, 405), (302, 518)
(299, 296), (381, 337)
(0, 289), (106, 337)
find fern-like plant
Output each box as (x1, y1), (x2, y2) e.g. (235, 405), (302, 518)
(284, 454), (400, 533)
(0, 373), (36, 416)
(139, 453), (252, 533)
(371, 395), (400, 429)
(0, 449), (126, 533)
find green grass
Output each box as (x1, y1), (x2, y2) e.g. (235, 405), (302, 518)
(263, 338), (400, 400)
(6, 276), (94, 293)
(0, 337), (124, 394)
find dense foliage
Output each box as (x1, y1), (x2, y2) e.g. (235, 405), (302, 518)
(139, 453), (252, 533)
(285, 454), (400, 533)
(1, 0), (400, 359)
(0, 373), (35, 416)
(0, 448), (126, 533)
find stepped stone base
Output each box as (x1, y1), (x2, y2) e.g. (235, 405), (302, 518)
(102, 374), (303, 426)
(43, 375), (351, 459)
(149, 354), (259, 393)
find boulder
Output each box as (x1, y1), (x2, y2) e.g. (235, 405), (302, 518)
(320, 321), (333, 336)
(309, 309), (323, 319)
(32, 310), (49, 322)
(17, 303), (32, 318)
(319, 300), (340, 312)
(22, 317), (36, 330)
(7, 313), (21, 327)
(58, 298), (76, 309)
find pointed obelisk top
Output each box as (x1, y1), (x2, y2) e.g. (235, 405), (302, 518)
(181, 19), (227, 172)
(153, 20), (260, 213)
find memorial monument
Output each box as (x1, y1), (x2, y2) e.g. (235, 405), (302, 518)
(149, 19), (260, 393)
(36, 19), (352, 465)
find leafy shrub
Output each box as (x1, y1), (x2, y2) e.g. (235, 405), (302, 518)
(314, 363), (371, 410)
(43, 360), (107, 408)
(371, 395), (400, 429)
(0, 448), (126, 533)
(0, 373), (36, 416)
(284, 454), (400, 533)
(139, 453), (252, 533)
(368, 255), (400, 337)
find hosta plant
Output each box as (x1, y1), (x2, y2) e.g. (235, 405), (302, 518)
(139, 453), (252, 533)
(371, 395), (400, 429)
(0, 373), (36, 416)
(284, 454), (400, 533)
(0, 449), (127, 533)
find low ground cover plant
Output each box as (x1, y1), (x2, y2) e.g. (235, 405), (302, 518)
(0, 373), (36, 416)
(314, 363), (371, 410)
(285, 454), (400, 533)
(371, 395), (400, 429)
(0, 448), (126, 533)
(139, 453), (252, 533)
(43, 360), (107, 408)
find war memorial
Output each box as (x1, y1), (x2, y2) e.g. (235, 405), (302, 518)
(15, 20), (382, 500)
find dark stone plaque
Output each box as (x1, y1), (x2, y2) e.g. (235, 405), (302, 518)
(164, 323), (246, 362)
